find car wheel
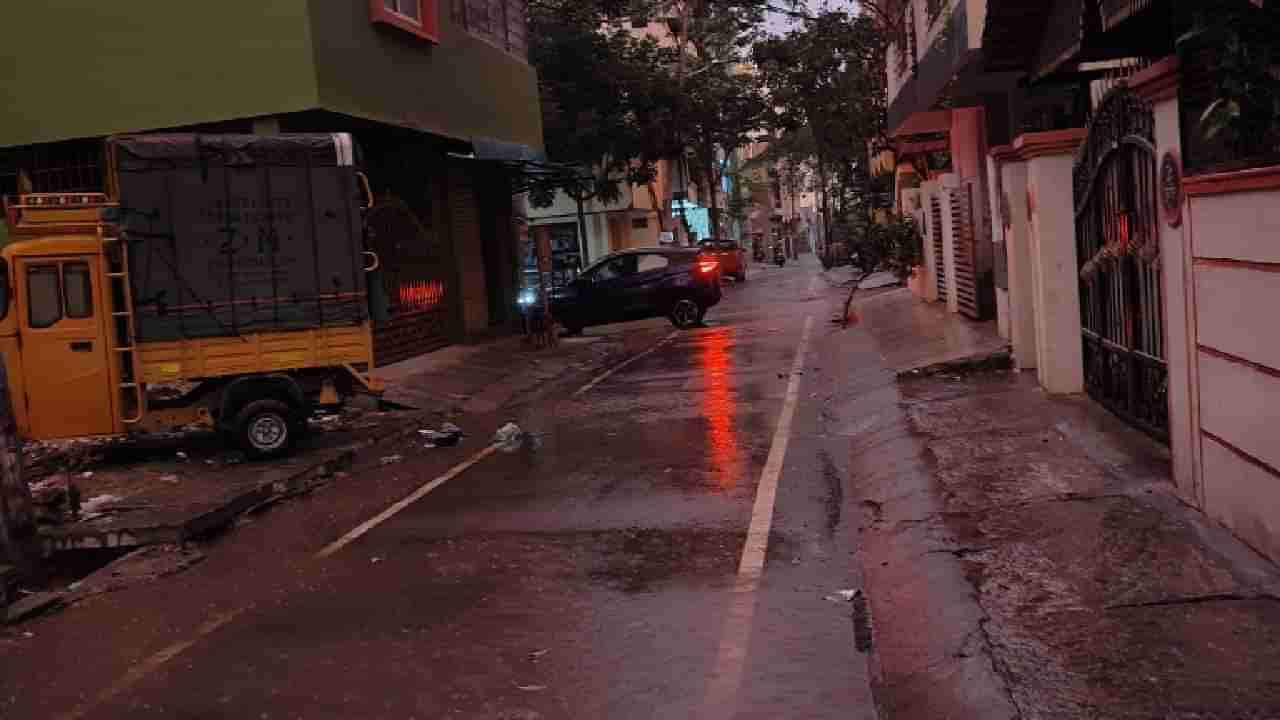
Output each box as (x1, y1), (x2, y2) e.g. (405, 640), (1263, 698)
(735, 270), (747, 282)
(232, 399), (301, 460)
(670, 298), (702, 329)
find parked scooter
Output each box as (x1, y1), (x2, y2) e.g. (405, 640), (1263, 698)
(773, 243), (786, 267)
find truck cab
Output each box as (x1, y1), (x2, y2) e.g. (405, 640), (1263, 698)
(0, 195), (121, 440)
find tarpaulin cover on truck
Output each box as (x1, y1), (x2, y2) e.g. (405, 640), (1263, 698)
(113, 134), (369, 342)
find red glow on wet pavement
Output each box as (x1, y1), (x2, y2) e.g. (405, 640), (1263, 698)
(698, 328), (739, 487)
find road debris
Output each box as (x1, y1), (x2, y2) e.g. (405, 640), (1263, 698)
(78, 494), (123, 518)
(494, 423), (527, 453)
(419, 423), (464, 448)
(159, 474), (181, 485)
(528, 649), (549, 661)
(515, 684), (548, 692)
(824, 588), (862, 603)
(380, 455), (403, 466)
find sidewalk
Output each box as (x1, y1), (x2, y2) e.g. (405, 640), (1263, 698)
(847, 292), (1280, 718)
(379, 319), (674, 415)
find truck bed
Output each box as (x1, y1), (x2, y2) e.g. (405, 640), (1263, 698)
(137, 324), (373, 384)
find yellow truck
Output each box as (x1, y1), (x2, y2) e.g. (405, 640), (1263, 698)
(0, 134), (383, 459)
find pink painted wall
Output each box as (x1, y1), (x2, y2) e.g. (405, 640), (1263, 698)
(949, 107), (988, 183)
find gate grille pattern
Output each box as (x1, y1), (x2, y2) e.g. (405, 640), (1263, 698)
(930, 196), (946, 298)
(1074, 89), (1168, 441)
(950, 184), (983, 320)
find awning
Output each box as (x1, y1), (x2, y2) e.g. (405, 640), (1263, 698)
(459, 137), (590, 196)
(471, 137), (548, 164)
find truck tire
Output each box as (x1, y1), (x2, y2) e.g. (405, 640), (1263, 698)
(232, 399), (301, 460)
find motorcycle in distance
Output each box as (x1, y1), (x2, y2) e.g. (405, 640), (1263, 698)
(773, 243), (786, 267)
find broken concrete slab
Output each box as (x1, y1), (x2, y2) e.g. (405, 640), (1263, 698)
(37, 441), (364, 554)
(895, 347), (1014, 379)
(65, 544), (205, 603)
(5, 590), (63, 624)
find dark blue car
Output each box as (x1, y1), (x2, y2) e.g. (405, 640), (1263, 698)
(552, 247), (722, 334)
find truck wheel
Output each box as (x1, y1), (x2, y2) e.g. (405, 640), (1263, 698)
(232, 399), (300, 460)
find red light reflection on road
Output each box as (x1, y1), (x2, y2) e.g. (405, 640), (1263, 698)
(698, 328), (739, 488)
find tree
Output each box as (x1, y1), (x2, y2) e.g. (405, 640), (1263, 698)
(528, 0), (668, 259)
(755, 9), (889, 258)
(529, 0), (779, 248)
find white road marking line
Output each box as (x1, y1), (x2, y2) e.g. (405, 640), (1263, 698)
(573, 330), (680, 397)
(57, 607), (246, 720)
(808, 275), (822, 296)
(315, 444), (502, 559)
(738, 314), (813, 578)
(703, 315), (814, 717)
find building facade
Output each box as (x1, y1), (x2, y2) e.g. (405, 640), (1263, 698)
(0, 0), (542, 364)
(889, 0), (1280, 563)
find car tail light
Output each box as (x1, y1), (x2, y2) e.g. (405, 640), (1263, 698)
(698, 260), (719, 274)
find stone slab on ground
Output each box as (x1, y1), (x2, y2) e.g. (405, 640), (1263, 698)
(874, 370), (1280, 718)
(32, 408), (419, 553)
(5, 590), (62, 624)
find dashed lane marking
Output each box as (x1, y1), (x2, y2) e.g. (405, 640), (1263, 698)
(56, 607), (246, 720)
(573, 330), (680, 397)
(315, 443), (502, 559)
(703, 315), (814, 718)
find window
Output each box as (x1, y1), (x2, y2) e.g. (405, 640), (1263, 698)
(371, 0), (439, 42)
(457, 0), (528, 59)
(385, 0), (420, 21)
(63, 262), (93, 319)
(27, 265), (62, 329)
(636, 254), (670, 273)
(593, 255), (637, 282)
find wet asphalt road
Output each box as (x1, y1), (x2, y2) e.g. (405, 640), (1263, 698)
(3, 256), (882, 720)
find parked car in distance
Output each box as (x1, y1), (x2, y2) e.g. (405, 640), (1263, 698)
(552, 248), (722, 333)
(698, 238), (747, 281)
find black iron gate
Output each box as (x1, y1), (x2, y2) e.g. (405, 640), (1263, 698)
(1073, 89), (1168, 441)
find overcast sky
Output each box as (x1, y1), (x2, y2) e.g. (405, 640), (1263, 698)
(764, 1), (858, 35)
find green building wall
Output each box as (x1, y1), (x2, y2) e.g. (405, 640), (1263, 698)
(0, 2), (542, 152)
(306, 2), (543, 150)
(0, 1), (320, 148)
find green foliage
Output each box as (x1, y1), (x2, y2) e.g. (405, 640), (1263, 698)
(754, 11), (888, 167)
(528, 0), (674, 206)
(527, 0), (776, 217)
(1178, 0), (1280, 161)
(848, 212), (923, 283)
